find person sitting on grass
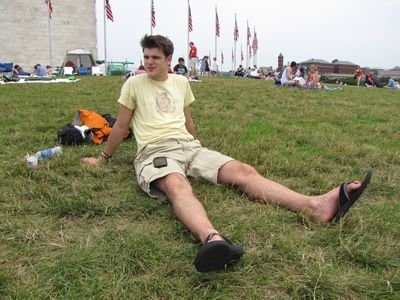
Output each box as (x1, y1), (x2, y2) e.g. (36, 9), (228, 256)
(33, 64), (47, 76)
(234, 65), (245, 77)
(384, 77), (400, 90)
(365, 72), (374, 87)
(82, 34), (372, 273)
(13, 65), (30, 77)
(306, 64), (324, 89)
(173, 57), (188, 77)
(281, 61), (301, 87)
(46, 65), (53, 75)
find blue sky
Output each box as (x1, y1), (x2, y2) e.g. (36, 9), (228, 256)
(96, 0), (400, 70)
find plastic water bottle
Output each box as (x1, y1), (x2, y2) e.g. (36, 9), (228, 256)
(34, 146), (63, 160)
(25, 154), (38, 167)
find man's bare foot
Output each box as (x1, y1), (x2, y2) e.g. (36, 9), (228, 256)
(202, 232), (223, 244)
(311, 181), (363, 223)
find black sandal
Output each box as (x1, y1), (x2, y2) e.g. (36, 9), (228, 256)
(332, 170), (372, 223)
(194, 232), (244, 272)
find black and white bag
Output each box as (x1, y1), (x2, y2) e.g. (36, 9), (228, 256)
(57, 123), (85, 146)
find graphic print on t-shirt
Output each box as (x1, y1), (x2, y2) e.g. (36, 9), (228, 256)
(155, 92), (176, 113)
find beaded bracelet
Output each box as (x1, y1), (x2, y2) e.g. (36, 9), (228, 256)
(100, 150), (112, 160)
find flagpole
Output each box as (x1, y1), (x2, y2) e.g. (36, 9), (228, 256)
(233, 13), (237, 72)
(150, 0), (153, 34)
(221, 50), (223, 74)
(241, 44), (243, 65)
(215, 6), (217, 60)
(246, 20), (249, 69)
(47, 2), (53, 66)
(231, 48), (234, 73)
(187, 0), (190, 69)
(253, 26), (257, 67)
(103, 0), (108, 75)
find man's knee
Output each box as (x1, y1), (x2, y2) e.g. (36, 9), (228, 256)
(156, 173), (192, 198)
(236, 163), (259, 179)
(219, 161), (259, 184)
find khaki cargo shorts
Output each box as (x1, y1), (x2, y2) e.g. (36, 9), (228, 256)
(134, 139), (234, 200)
(189, 58), (198, 69)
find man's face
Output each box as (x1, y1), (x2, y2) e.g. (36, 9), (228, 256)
(143, 47), (172, 80)
(179, 60), (184, 66)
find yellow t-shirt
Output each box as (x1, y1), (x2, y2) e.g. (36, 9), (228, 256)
(117, 73), (195, 153)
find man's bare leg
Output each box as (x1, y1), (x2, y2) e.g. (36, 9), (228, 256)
(154, 173), (222, 242)
(218, 161), (363, 223)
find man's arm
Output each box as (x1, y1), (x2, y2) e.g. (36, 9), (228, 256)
(286, 67), (292, 80)
(82, 104), (134, 165)
(184, 106), (196, 139)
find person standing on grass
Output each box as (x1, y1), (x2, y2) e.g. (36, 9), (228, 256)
(354, 66), (364, 86)
(210, 57), (218, 76)
(82, 34), (372, 273)
(188, 41), (198, 79)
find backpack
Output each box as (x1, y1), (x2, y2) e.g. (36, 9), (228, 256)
(79, 109), (132, 144)
(101, 113), (117, 127)
(101, 113), (133, 140)
(57, 123), (84, 145)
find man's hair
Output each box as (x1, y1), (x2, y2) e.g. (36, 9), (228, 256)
(140, 35), (174, 57)
(178, 57), (185, 62)
(290, 61), (297, 67)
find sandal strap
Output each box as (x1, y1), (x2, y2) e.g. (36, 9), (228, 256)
(204, 232), (233, 245)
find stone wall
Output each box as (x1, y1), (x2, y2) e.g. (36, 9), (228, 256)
(0, 0), (97, 72)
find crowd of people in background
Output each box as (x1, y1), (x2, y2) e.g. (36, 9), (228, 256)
(133, 51), (399, 91)
(147, 52), (399, 91)
(357, 68), (399, 89)
(10, 63), (54, 78)
(10, 39), (388, 88)
(8, 56), (398, 91)
(110, 39), (400, 89)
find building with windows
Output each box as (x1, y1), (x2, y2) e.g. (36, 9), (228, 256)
(300, 59), (334, 74)
(299, 58), (358, 75)
(331, 59), (359, 74)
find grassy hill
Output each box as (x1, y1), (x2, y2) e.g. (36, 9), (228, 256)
(1, 76), (399, 299)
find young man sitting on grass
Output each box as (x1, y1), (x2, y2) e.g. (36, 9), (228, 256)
(82, 35), (372, 273)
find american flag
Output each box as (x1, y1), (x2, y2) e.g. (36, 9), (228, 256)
(241, 46), (244, 62)
(45, 0), (53, 19)
(249, 44), (252, 58)
(247, 24), (251, 43)
(221, 51), (224, 64)
(215, 10), (220, 37)
(151, 0), (156, 28)
(252, 31), (258, 55)
(188, 2), (193, 32)
(233, 14), (239, 41)
(105, 0), (114, 22)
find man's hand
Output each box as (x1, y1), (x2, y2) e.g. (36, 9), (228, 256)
(81, 156), (106, 165)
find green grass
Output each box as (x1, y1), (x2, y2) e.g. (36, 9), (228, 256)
(1, 76), (399, 299)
